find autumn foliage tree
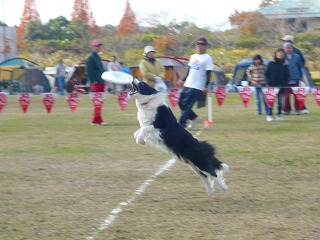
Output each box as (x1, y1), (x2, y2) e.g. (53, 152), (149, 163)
(71, 0), (100, 35)
(16, 0), (40, 48)
(229, 11), (268, 36)
(117, 0), (140, 36)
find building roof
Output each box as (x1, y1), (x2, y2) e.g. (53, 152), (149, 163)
(258, 0), (320, 19)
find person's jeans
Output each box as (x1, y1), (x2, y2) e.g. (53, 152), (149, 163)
(178, 87), (202, 127)
(266, 89), (284, 116)
(255, 87), (269, 114)
(57, 76), (65, 95)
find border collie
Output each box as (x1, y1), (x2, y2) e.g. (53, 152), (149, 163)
(129, 78), (229, 196)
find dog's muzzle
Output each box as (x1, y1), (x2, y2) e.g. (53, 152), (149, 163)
(129, 78), (158, 96)
(128, 77), (141, 95)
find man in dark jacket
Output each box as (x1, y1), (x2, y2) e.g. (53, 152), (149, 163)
(86, 40), (108, 126)
(265, 48), (289, 121)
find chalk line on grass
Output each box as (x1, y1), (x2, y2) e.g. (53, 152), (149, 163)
(86, 124), (208, 239)
(85, 158), (176, 240)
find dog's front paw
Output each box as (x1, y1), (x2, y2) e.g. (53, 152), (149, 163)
(136, 132), (146, 145)
(133, 129), (140, 139)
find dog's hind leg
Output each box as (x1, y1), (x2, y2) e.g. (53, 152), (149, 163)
(187, 162), (215, 196)
(214, 163), (229, 192)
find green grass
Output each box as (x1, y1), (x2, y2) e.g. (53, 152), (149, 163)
(0, 93), (319, 240)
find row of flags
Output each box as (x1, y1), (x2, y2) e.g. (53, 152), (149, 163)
(0, 91), (130, 113)
(0, 87), (319, 113)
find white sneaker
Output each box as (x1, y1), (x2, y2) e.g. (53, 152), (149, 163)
(266, 115), (273, 122)
(187, 116), (202, 129)
(276, 115), (283, 121)
(91, 122), (108, 126)
(301, 109), (309, 114)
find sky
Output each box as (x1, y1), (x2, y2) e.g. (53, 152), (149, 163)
(0, 0), (262, 30)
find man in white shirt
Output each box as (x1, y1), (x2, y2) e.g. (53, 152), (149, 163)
(177, 37), (213, 129)
(107, 56), (123, 94)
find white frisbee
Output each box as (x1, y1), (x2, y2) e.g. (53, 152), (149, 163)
(101, 71), (133, 84)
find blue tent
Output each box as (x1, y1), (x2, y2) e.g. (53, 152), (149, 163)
(230, 58), (271, 87)
(0, 58), (51, 93)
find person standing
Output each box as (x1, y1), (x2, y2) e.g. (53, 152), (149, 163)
(177, 37), (213, 129)
(282, 42), (304, 115)
(265, 48), (290, 121)
(55, 59), (68, 95)
(246, 54), (268, 116)
(139, 46), (167, 92)
(107, 56), (123, 94)
(107, 56), (122, 71)
(281, 34), (308, 114)
(86, 40), (108, 126)
(281, 35), (305, 65)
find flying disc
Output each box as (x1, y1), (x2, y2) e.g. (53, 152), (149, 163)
(101, 71), (133, 85)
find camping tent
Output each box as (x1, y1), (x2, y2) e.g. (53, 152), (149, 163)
(230, 58), (271, 87)
(130, 56), (188, 87)
(0, 58), (51, 93)
(230, 58), (316, 89)
(66, 59), (110, 93)
(130, 56), (227, 88)
(67, 57), (228, 91)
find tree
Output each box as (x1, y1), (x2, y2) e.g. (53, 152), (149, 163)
(71, 0), (100, 35)
(229, 11), (270, 36)
(16, 0), (40, 48)
(117, 0), (140, 36)
(24, 20), (43, 41)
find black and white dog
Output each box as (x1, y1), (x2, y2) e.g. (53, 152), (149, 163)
(130, 78), (229, 196)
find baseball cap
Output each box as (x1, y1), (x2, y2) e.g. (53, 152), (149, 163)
(281, 35), (294, 42)
(143, 46), (156, 55)
(91, 40), (103, 47)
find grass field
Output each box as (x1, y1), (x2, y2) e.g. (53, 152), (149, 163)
(1, 93), (319, 240)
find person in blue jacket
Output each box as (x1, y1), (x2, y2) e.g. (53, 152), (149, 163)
(282, 42), (303, 115)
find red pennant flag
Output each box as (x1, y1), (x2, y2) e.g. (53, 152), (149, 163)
(168, 88), (180, 108)
(117, 91), (130, 111)
(41, 93), (57, 114)
(66, 93), (81, 112)
(262, 87), (280, 108)
(236, 86), (254, 108)
(214, 86), (227, 106)
(0, 92), (9, 112)
(17, 93), (32, 113)
(311, 87), (320, 107)
(89, 92), (106, 108)
(291, 87), (310, 110)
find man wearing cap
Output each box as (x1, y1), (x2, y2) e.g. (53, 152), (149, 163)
(281, 34), (308, 114)
(86, 40), (108, 126)
(281, 35), (305, 65)
(139, 46), (166, 91)
(282, 42), (304, 115)
(177, 37), (213, 129)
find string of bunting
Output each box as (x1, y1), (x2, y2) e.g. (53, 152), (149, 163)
(0, 91), (130, 113)
(0, 86), (319, 113)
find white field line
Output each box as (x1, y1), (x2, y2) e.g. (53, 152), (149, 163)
(85, 158), (176, 240)
(85, 124), (207, 240)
